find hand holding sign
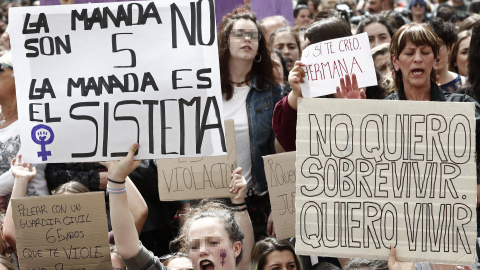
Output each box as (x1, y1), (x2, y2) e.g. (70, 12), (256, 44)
(10, 155), (37, 183)
(108, 143), (141, 182)
(388, 247), (414, 270)
(287, 61), (306, 110)
(230, 167), (247, 205)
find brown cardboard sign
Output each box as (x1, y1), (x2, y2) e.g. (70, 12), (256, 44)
(263, 151), (296, 240)
(157, 120), (236, 201)
(12, 192), (111, 269)
(295, 98), (477, 265)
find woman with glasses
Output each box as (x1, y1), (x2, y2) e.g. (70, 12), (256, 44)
(428, 18), (466, 93)
(218, 6), (282, 240)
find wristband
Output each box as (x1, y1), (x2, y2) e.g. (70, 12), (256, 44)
(107, 177), (126, 184)
(231, 201), (246, 206)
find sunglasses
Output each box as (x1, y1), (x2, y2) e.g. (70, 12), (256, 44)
(230, 29), (261, 41)
(412, 3), (425, 7)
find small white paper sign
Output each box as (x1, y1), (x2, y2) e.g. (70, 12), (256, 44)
(300, 32), (377, 98)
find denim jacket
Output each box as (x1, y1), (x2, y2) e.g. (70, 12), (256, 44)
(246, 76), (282, 194)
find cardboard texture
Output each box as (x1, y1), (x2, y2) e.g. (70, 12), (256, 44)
(263, 151), (296, 240)
(12, 192), (111, 269)
(295, 98), (477, 265)
(9, 1), (226, 163)
(157, 120), (236, 201)
(300, 33), (377, 98)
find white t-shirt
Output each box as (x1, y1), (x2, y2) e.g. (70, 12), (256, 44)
(0, 121), (49, 197)
(223, 86), (253, 191)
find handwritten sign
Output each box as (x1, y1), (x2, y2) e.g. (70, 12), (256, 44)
(12, 192), (111, 269)
(40, 0), (131, 6)
(157, 120), (236, 201)
(295, 98), (477, 264)
(9, 0), (226, 163)
(300, 33), (377, 98)
(250, 0), (294, 26)
(263, 151), (296, 240)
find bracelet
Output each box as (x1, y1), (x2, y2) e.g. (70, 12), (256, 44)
(231, 201), (246, 207)
(233, 206), (248, 212)
(107, 177), (126, 184)
(107, 186), (126, 194)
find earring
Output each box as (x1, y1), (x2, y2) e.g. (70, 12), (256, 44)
(254, 54), (262, 63)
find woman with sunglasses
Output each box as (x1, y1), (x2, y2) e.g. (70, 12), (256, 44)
(408, 0), (431, 23)
(218, 6), (282, 240)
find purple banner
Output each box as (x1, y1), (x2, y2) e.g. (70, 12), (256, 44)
(215, 0), (244, 26)
(250, 0), (294, 25)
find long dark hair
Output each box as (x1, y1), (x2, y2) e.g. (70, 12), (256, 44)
(465, 22), (480, 101)
(251, 238), (303, 270)
(218, 6), (276, 100)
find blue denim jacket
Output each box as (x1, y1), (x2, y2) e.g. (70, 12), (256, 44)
(247, 76), (282, 194)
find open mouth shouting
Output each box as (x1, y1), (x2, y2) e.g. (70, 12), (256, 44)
(411, 68), (424, 76)
(200, 260), (214, 270)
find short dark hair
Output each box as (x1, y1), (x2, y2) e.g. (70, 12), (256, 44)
(357, 15), (395, 39)
(305, 16), (352, 44)
(294, 4), (310, 18)
(428, 17), (457, 46)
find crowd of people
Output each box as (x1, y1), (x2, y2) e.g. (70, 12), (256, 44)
(0, 0), (480, 269)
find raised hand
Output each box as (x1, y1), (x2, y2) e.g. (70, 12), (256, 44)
(335, 73), (366, 99)
(107, 143), (141, 182)
(388, 246), (414, 270)
(10, 154), (36, 182)
(229, 167), (247, 205)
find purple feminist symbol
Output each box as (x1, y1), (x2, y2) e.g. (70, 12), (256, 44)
(220, 249), (226, 266)
(31, 124), (54, 161)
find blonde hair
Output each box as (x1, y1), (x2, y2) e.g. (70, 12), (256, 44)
(54, 181), (90, 195)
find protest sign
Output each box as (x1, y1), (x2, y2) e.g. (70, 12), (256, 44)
(9, 0), (226, 163)
(295, 98), (477, 264)
(40, 0), (131, 6)
(299, 33), (377, 98)
(12, 192), (111, 269)
(250, 0), (294, 25)
(263, 151), (296, 240)
(157, 120), (236, 201)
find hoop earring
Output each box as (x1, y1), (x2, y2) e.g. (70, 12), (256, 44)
(254, 54), (262, 63)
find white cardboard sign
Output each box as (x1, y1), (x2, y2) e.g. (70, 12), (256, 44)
(296, 98), (477, 265)
(300, 33), (377, 97)
(9, 0), (226, 163)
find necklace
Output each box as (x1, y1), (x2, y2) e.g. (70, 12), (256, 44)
(229, 79), (247, 87)
(0, 110), (17, 125)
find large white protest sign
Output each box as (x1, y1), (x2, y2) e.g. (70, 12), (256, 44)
(300, 33), (377, 97)
(9, 0), (225, 163)
(296, 98), (477, 264)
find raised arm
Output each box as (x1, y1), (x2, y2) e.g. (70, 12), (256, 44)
(125, 176), (148, 235)
(3, 155), (37, 252)
(106, 144), (141, 259)
(229, 167), (253, 270)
